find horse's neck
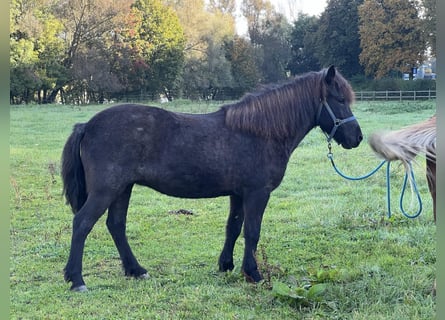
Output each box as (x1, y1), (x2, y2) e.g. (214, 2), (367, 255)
(285, 108), (319, 155)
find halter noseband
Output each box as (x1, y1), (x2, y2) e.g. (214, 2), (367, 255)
(316, 100), (356, 142)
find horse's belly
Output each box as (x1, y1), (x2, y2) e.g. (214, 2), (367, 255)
(133, 159), (236, 198)
(154, 187), (231, 199)
(138, 173), (233, 198)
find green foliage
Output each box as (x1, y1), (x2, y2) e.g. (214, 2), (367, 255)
(169, 0), (236, 99)
(254, 14), (292, 83)
(9, 0), (437, 104)
(313, 0), (364, 78)
(126, 0), (185, 97)
(224, 36), (261, 93)
(241, 0), (275, 45)
(180, 38), (234, 100)
(288, 13), (321, 76)
(422, 0), (436, 55)
(272, 282), (327, 308)
(9, 0), (185, 104)
(241, 0), (292, 84)
(288, 0), (435, 80)
(349, 74), (436, 91)
(10, 0), (66, 103)
(10, 38), (38, 68)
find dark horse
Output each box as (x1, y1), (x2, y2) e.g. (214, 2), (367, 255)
(62, 66), (363, 291)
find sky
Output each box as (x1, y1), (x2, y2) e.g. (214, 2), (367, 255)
(235, 0), (327, 35)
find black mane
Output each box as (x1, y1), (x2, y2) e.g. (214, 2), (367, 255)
(224, 69), (354, 139)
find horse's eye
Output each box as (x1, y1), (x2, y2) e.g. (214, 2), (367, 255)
(338, 97), (345, 104)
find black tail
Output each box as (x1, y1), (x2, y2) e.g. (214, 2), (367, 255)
(61, 123), (87, 213)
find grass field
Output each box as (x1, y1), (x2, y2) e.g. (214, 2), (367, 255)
(10, 100), (436, 319)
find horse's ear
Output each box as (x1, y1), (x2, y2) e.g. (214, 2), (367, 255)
(325, 65), (336, 84)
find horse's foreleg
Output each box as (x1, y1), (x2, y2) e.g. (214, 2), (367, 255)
(219, 195), (244, 272)
(64, 196), (109, 291)
(241, 189), (270, 283)
(106, 185), (148, 279)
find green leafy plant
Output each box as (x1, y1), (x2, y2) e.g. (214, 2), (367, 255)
(272, 281), (327, 308)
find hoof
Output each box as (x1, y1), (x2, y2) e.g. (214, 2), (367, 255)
(137, 273), (149, 279)
(71, 284), (88, 292)
(219, 261), (235, 272)
(242, 269), (263, 283)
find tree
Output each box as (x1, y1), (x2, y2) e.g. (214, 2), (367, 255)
(255, 13), (292, 83)
(224, 36), (261, 94)
(44, 0), (131, 102)
(358, 0), (426, 78)
(421, 0), (436, 56)
(241, 0), (291, 83)
(207, 0), (236, 14)
(166, 0), (212, 58)
(180, 36), (233, 100)
(10, 0), (64, 103)
(313, 0), (364, 78)
(167, 0), (236, 99)
(241, 0), (274, 45)
(70, 45), (124, 104)
(125, 0), (185, 99)
(288, 13), (321, 76)
(10, 0), (186, 104)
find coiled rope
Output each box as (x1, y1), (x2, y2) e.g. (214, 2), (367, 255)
(326, 143), (422, 218)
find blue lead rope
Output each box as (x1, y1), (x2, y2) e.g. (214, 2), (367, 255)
(327, 146), (423, 218)
(328, 152), (386, 181)
(396, 161), (422, 218)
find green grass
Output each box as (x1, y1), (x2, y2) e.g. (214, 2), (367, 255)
(10, 100), (436, 319)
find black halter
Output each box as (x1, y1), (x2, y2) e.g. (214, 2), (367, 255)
(316, 100), (356, 142)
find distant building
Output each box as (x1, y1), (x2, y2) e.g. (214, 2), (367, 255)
(414, 58), (436, 80)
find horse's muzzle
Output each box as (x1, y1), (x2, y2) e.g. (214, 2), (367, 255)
(342, 132), (363, 149)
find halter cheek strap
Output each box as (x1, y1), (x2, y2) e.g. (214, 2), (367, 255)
(316, 100), (356, 142)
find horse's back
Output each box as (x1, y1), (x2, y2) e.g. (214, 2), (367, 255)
(82, 104), (174, 160)
(85, 104), (175, 136)
(79, 104), (237, 197)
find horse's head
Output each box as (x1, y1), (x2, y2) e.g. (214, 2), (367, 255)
(317, 66), (363, 149)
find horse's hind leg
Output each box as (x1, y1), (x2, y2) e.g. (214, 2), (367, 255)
(219, 195), (244, 272)
(426, 157), (436, 295)
(426, 158), (436, 222)
(106, 184), (148, 279)
(64, 194), (111, 291)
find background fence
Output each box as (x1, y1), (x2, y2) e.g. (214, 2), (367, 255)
(85, 89), (438, 105)
(355, 90), (436, 101)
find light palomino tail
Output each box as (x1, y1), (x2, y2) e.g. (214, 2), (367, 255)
(368, 115), (436, 166)
(368, 114), (436, 215)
